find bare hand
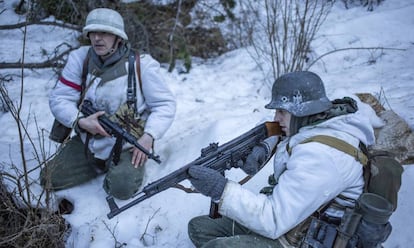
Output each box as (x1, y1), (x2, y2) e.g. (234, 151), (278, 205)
(78, 111), (110, 137)
(131, 133), (154, 168)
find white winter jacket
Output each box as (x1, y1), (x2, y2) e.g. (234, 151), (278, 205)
(219, 103), (376, 240)
(49, 46), (176, 159)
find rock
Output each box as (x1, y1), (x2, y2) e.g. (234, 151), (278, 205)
(357, 93), (414, 165)
(373, 110), (414, 164)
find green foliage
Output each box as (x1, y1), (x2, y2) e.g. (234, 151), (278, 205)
(36, 0), (84, 24)
(21, 0), (228, 73)
(220, 0), (236, 20)
(168, 35), (192, 73)
(180, 50), (192, 73)
(211, 0), (236, 22)
(213, 15), (226, 23)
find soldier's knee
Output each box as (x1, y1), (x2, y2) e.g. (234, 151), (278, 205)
(103, 164), (144, 200)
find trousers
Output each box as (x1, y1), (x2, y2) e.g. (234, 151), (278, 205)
(40, 135), (145, 200)
(188, 215), (284, 248)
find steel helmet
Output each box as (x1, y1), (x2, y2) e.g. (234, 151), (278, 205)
(265, 71), (332, 117)
(83, 8), (128, 40)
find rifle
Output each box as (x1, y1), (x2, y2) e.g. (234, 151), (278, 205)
(105, 121), (282, 219)
(80, 100), (161, 164)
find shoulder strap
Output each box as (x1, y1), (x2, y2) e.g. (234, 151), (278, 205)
(81, 55), (89, 92)
(290, 135), (371, 203)
(127, 50), (144, 115)
(79, 49), (90, 103)
(135, 52), (143, 92)
(290, 135), (369, 166)
(78, 49), (91, 158)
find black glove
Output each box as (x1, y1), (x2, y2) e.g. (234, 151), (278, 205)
(188, 166), (227, 202)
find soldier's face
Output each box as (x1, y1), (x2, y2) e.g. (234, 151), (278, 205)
(274, 109), (292, 136)
(89, 32), (119, 57)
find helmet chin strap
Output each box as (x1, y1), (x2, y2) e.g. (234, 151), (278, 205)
(101, 37), (122, 59)
(289, 115), (310, 136)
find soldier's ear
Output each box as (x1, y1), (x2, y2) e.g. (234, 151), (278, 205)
(117, 37), (124, 47)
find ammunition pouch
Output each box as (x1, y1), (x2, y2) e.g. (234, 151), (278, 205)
(109, 103), (145, 139)
(299, 193), (393, 248)
(301, 217), (337, 248)
(49, 119), (72, 143)
(286, 217), (313, 246)
(108, 103), (146, 165)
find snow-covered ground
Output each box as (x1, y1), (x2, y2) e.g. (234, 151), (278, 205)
(0, 0), (413, 247)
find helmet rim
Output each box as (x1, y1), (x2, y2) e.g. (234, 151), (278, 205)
(265, 98), (332, 117)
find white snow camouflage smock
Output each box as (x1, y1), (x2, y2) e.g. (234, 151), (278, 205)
(49, 46), (176, 160)
(218, 101), (378, 240)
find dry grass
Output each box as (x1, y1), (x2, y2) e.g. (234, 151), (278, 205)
(0, 178), (69, 248)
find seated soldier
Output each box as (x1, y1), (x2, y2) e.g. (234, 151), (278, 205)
(187, 71), (389, 247)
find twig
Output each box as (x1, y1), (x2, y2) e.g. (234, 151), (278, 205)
(240, 0), (333, 85)
(102, 220), (127, 248)
(140, 208), (161, 245)
(306, 46), (406, 69)
(0, 21), (81, 31)
(168, 0), (183, 72)
(378, 87), (394, 112)
(0, 46), (75, 69)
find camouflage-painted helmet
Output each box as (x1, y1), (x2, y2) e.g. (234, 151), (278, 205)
(83, 8), (128, 40)
(265, 71), (332, 117)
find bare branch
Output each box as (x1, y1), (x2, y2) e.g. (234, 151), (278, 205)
(140, 208), (161, 246)
(237, 0), (332, 87)
(168, 0), (183, 72)
(0, 20), (81, 31)
(102, 220), (127, 248)
(0, 46), (76, 69)
(306, 46), (406, 69)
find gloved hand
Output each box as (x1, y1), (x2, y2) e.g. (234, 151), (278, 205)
(188, 166), (227, 202)
(241, 145), (267, 175)
(240, 136), (280, 175)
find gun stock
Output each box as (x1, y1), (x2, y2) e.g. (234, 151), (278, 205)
(106, 121), (282, 219)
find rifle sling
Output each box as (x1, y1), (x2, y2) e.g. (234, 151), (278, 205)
(127, 51), (143, 114)
(172, 184), (197, 193)
(112, 135), (123, 165)
(104, 50), (143, 165)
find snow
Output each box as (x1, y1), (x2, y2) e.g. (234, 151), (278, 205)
(0, 0), (413, 247)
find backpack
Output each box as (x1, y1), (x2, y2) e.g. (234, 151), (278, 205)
(301, 135), (403, 248)
(293, 135), (403, 247)
(49, 49), (142, 143)
(300, 135), (403, 211)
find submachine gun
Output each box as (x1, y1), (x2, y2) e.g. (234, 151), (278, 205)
(80, 100), (161, 164)
(105, 121), (282, 219)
